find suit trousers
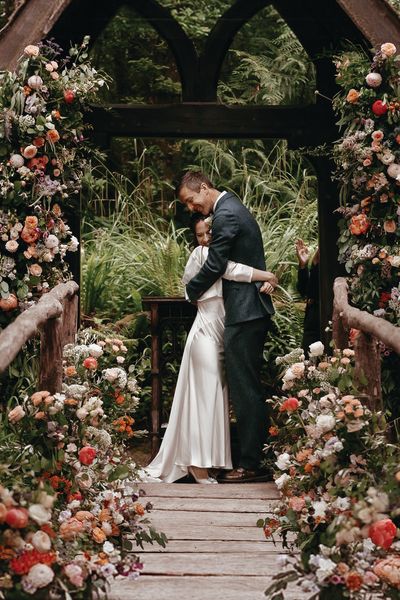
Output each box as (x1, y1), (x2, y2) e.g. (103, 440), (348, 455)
(224, 316), (271, 470)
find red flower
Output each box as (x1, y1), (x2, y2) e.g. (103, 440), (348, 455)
(369, 518), (397, 549)
(279, 397), (300, 412)
(67, 491), (83, 503)
(78, 446), (97, 465)
(372, 100), (388, 116)
(5, 508), (29, 529)
(64, 89), (75, 104)
(349, 214), (370, 235)
(83, 357), (97, 370)
(379, 291), (392, 308)
(10, 549), (56, 575)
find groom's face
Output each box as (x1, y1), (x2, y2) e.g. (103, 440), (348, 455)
(179, 183), (213, 215)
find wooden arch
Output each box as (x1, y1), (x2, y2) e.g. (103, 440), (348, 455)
(1, 0), (400, 334)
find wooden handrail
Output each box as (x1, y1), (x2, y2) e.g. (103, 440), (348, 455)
(332, 276), (400, 408)
(0, 281), (78, 379)
(333, 277), (400, 353)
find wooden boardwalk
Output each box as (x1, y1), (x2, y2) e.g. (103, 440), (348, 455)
(110, 482), (303, 600)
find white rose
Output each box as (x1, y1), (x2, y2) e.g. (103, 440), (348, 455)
(5, 240), (18, 253)
(68, 235), (79, 251)
(116, 356), (125, 364)
(312, 500), (328, 518)
(282, 368), (296, 382)
(44, 235), (59, 249)
(275, 452), (291, 471)
(103, 541), (115, 554)
(275, 473), (290, 490)
(387, 163), (400, 179)
(28, 504), (51, 525)
(31, 531), (51, 552)
(315, 414), (336, 433)
(88, 343), (103, 358)
(365, 72), (382, 88)
(9, 154), (24, 168)
(27, 75), (43, 90)
(76, 408), (88, 420)
(309, 341), (324, 357)
(37, 491), (55, 509)
(24, 563), (54, 589)
(389, 256), (400, 268)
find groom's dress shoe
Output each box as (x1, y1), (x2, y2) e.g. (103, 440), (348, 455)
(218, 467), (272, 483)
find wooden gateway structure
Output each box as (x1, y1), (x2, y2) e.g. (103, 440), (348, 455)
(1, 0), (400, 334)
(1, 0), (400, 446)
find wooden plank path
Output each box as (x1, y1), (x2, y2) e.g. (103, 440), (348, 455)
(110, 482), (306, 600)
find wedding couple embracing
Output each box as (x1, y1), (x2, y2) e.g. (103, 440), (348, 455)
(145, 171), (277, 484)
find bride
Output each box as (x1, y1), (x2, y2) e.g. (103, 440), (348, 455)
(145, 214), (276, 484)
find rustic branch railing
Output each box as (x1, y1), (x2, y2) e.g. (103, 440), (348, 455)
(0, 281), (79, 393)
(332, 276), (400, 409)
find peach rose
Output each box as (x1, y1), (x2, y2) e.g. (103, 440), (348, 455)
(60, 518), (84, 540)
(5, 240), (18, 253)
(346, 88), (360, 103)
(29, 264), (42, 277)
(374, 556), (400, 588)
(64, 365), (77, 377)
(381, 43), (397, 57)
(0, 294), (18, 312)
(8, 406), (26, 424)
(75, 511), (95, 522)
(24, 45), (40, 57)
(21, 227), (39, 244)
(46, 129), (60, 143)
(134, 503), (145, 516)
(384, 220), (397, 233)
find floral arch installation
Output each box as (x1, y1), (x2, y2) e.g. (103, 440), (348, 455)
(1, 0), (400, 332)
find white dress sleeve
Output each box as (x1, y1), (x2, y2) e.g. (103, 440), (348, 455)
(223, 261), (253, 283)
(182, 247), (223, 301)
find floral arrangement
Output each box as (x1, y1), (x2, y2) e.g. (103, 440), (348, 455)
(3, 330), (166, 598)
(0, 38), (107, 323)
(0, 483), (154, 599)
(6, 331), (147, 495)
(263, 343), (400, 599)
(0, 205), (78, 321)
(334, 42), (400, 323)
(0, 38), (106, 211)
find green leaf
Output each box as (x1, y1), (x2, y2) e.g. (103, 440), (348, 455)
(108, 464), (130, 482)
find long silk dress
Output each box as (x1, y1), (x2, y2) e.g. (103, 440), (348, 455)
(144, 246), (253, 483)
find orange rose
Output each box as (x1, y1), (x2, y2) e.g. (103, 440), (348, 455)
(21, 227), (39, 244)
(0, 294), (18, 312)
(346, 88), (360, 103)
(345, 572), (363, 591)
(25, 216), (38, 229)
(92, 527), (106, 543)
(75, 511), (95, 522)
(64, 365), (77, 377)
(269, 426), (279, 436)
(134, 503), (145, 516)
(349, 214), (370, 235)
(46, 129), (60, 143)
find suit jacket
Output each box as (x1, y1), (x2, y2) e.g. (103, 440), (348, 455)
(185, 192), (274, 326)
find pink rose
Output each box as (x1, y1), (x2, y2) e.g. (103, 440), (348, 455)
(8, 405), (26, 424)
(381, 43), (397, 57)
(22, 145), (38, 159)
(29, 264), (42, 277)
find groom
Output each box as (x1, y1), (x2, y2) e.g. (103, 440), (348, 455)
(177, 171), (275, 482)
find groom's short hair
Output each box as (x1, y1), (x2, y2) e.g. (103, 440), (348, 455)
(176, 171), (214, 195)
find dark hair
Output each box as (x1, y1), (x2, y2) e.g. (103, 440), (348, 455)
(175, 170), (214, 196)
(190, 213), (210, 247)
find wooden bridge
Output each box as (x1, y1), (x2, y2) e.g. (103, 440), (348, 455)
(110, 482), (301, 600)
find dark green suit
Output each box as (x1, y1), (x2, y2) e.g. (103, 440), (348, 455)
(186, 192), (273, 469)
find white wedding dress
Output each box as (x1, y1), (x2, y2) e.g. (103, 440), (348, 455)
(144, 246), (253, 483)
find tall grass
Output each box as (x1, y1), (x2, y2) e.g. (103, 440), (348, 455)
(81, 140), (318, 333)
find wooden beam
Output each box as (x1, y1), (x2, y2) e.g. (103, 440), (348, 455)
(0, 0), (73, 70)
(337, 0), (400, 48)
(88, 103), (337, 146)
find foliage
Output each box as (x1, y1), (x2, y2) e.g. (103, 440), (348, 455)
(263, 344), (400, 599)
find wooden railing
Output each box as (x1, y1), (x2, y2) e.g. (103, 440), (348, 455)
(332, 276), (400, 410)
(0, 281), (79, 393)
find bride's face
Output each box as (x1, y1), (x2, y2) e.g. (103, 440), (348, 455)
(195, 220), (211, 247)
